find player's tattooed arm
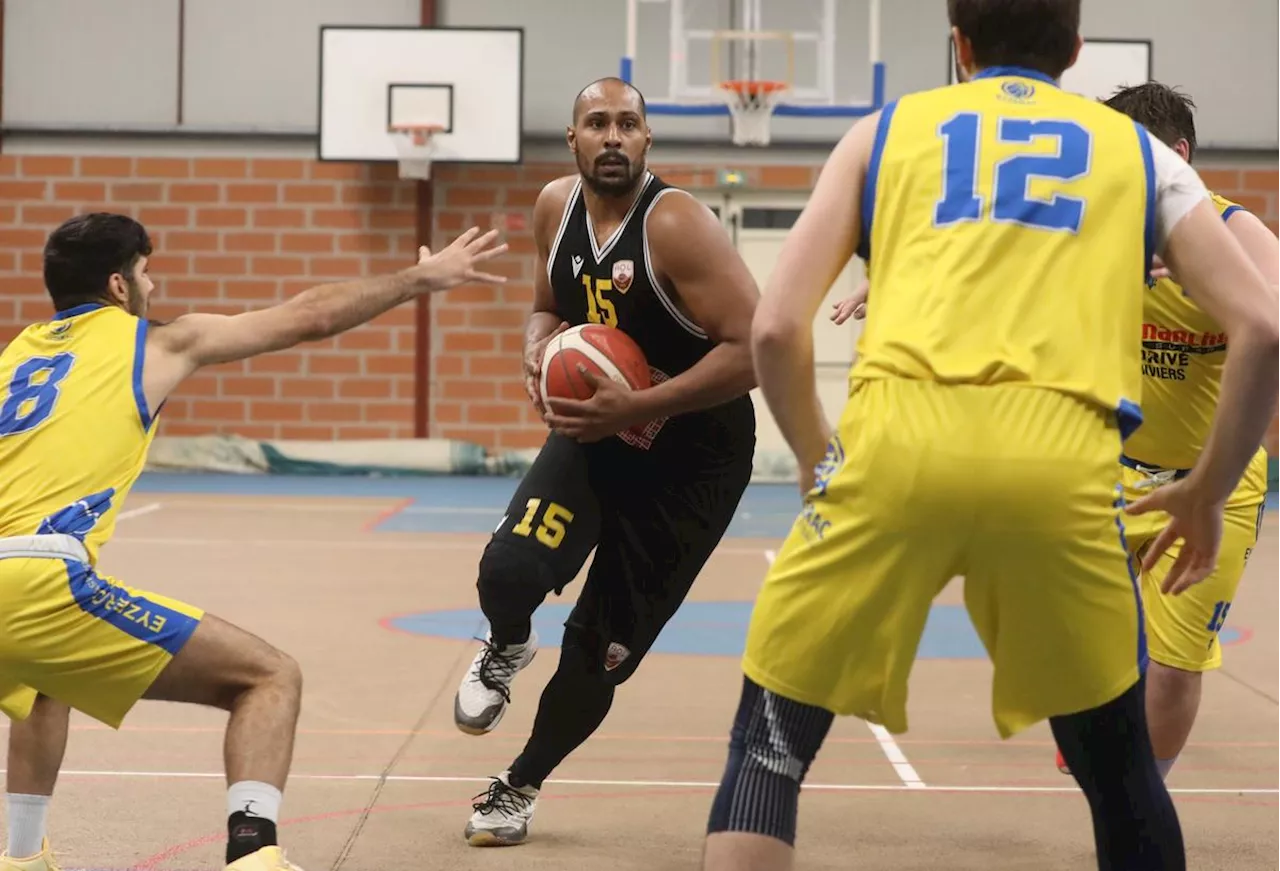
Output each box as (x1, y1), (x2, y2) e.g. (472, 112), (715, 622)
(140, 227), (508, 410)
(623, 191), (761, 422)
(752, 111), (878, 489)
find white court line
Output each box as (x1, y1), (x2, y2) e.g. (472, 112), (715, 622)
(866, 723), (926, 789)
(762, 549), (926, 789)
(116, 502), (162, 522)
(3, 769), (1272, 795)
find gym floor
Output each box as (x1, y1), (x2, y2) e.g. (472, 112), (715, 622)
(4, 474), (1276, 870)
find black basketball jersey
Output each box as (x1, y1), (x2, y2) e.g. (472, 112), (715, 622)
(547, 172), (755, 467)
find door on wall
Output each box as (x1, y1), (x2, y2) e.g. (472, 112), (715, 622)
(715, 197), (866, 460)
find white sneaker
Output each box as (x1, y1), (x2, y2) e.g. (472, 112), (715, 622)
(464, 771), (539, 846)
(453, 630), (538, 735)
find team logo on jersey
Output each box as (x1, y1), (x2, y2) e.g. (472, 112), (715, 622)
(572, 255), (584, 277)
(1000, 80), (1036, 102)
(811, 435), (845, 497)
(48, 321), (72, 338)
(612, 259), (635, 293)
(603, 642), (631, 671)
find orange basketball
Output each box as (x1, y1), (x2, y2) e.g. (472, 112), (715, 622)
(540, 324), (651, 401)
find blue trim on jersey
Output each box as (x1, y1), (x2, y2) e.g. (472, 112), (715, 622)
(63, 559), (200, 657)
(37, 488), (116, 541)
(857, 100), (899, 263)
(52, 303), (105, 320)
(1112, 490), (1149, 674)
(971, 66), (1058, 86)
(133, 319), (152, 430)
(1116, 398), (1143, 442)
(1220, 205), (1243, 222)
(1135, 122), (1157, 287)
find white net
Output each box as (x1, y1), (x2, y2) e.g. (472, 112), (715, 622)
(718, 81), (790, 146)
(389, 125), (443, 179)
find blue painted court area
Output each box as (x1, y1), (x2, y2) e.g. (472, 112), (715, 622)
(133, 472), (1254, 660)
(384, 600), (1244, 660)
(132, 472), (808, 538)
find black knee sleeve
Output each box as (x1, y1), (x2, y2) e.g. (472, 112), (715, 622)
(476, 540), (559, 647)
(1051, 675), (1184, 871)
(707, 675), (834, 846)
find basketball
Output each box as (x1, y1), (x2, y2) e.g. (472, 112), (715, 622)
(539, 324), (651, 402)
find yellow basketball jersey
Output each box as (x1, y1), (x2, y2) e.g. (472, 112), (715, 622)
(1122, 193), (1269, 492)
(852, 67), (1155, 437)
(0, 303), (157, 564)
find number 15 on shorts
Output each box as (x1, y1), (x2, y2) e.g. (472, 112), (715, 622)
(509, 497), (575, 549)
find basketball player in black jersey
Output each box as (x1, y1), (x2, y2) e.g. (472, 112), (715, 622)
(453, 77), (760, 846)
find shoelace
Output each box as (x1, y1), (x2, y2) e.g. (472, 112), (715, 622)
(474, 639), (522, 701)
(471, 778), (534, 816)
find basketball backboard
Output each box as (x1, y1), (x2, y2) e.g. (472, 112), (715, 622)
(947, 38), (1153, 101)
(622, 0), (886, 136)
(318, 26), (523, 165)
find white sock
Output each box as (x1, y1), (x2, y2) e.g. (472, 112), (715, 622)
(227, 781), (282, 824)
(1156, 755), (1178, 781)
(6, 794), (49, 859)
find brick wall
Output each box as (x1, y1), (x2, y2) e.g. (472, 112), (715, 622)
(0, 153), (1275, 449)
(0, 154), (419, 441)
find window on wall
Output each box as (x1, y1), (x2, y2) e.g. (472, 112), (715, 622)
(741, 208), (803, 230)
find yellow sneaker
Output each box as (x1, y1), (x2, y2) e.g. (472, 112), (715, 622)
(0, 840), (61, 871)
(224, 846), (305, 871)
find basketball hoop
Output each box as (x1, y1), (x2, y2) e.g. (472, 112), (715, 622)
(389, 123), (445, 179)
(717, 80), (790, 146)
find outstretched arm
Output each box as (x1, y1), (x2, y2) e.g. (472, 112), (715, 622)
(752, 112), (877, 488)
(142, 227), (508, 412)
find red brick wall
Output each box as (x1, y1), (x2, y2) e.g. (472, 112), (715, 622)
(0, 153), (1275, 449)
(0, 154), (419, 440)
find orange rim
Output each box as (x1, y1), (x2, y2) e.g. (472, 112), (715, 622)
(718, 80), (788, 96)
(389, 124), (445, 145)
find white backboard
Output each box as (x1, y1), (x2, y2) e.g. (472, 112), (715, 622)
(319, 26), (522, 163)
(948, 38), (1153, 101)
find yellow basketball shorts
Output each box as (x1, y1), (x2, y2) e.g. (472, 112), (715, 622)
(0, 552), (204, 728)
(743, 380), (1143, 739)
(1119, 455), (1267, 673)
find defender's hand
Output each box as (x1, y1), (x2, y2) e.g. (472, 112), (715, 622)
(544, 367), (642, 443)
(415, 228), (509, 291)
(1126, 480), (1225, 595)
(523, 321), (570, 417)
(796, 426), (834, 499)
(1149, 254), (1174, 282)
(830, 278), (870, 325)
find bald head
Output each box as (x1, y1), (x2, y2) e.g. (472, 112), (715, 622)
(572, 77), (647, 124)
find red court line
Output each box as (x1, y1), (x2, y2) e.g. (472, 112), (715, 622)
(361, 497), (415, 532)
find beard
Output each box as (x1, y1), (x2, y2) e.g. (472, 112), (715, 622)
(578, 149), (646, 196)
(124, 278), (147, 318)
